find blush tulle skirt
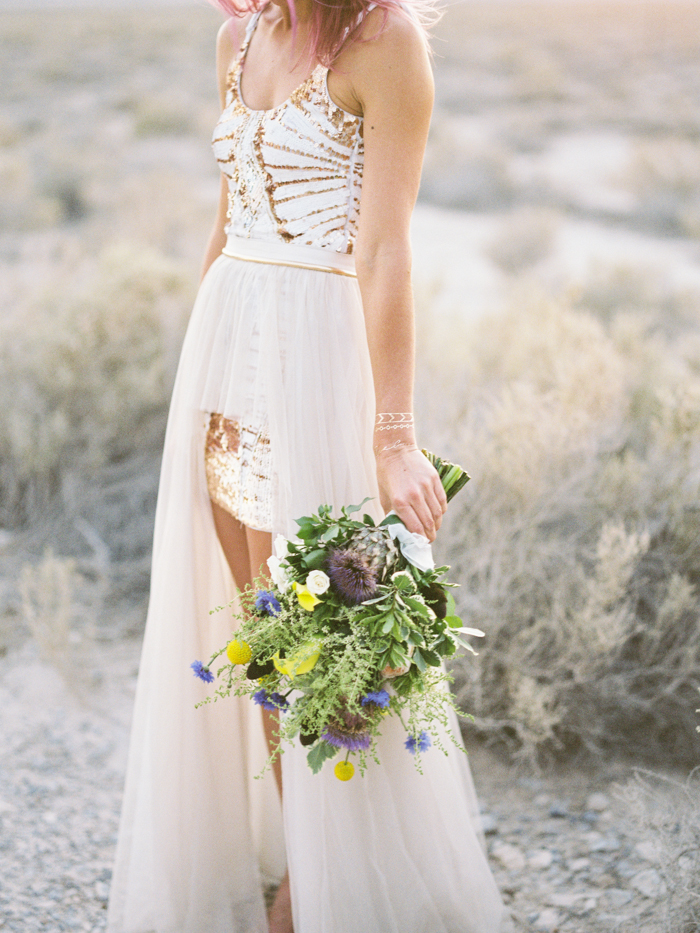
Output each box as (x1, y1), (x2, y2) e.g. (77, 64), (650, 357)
(106, 236), (506, 933)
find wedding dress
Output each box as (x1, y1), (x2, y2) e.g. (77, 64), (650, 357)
(107, 12), (506, 933)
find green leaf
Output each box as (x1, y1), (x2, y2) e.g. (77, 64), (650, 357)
(359, 596), (386, 607)
(422, 649), (441, 666)
(453, 635), (480, 655)
(438, 639), (457, 657)
(456, 626), (486, 638)
(303, 549), (327, 569)
(406, 631), (426, 648)
(320, 524), (341, 543)
(403, 595), (430, 616)
(445, 614), (463, 629)
(391, 571), (415, 592)
(344, 498), (371, 516)
(412, 649), (427, 673)
(388, 645), (409, 667)
(381, 613), (396, 634)
(306, 741), (339, 774)
(379, 512), (403, 527)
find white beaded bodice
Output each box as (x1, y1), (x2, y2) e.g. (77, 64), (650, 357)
(212, 13), (364, 254)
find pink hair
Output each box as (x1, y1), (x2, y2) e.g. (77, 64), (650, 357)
(209, 0), (439, 68)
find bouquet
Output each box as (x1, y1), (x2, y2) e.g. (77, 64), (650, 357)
(192, 452), (481, 781)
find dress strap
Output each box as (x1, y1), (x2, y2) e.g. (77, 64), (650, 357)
(239, 10), (263, 62)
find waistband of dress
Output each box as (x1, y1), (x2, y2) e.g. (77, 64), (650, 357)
(221, 235), (357, 278)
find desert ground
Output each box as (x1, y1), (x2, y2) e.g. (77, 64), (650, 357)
(1, 2), (699, 931)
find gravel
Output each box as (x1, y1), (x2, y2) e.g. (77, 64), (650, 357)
(0, 641), (675, 933)
(0, 643), (135, 932)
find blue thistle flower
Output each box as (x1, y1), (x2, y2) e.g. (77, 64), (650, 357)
(255, 590), (281, 616)
(405, 731), (432, 755)
(191, 660), (214, 683)
(325, 548), (378, 605)
(253, 689), (289, 711)
(361, 689), (391, 709)
(322, 727), (372, 752)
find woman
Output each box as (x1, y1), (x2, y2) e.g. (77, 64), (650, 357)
(108, 1), (506, 931)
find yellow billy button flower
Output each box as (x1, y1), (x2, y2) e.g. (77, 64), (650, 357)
(226, 639), (252, 665)
(273, 638), (322, 678)
(334, 760), (355, 781)
(292, 580), (322, 612)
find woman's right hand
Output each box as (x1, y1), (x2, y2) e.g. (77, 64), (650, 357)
(375, 446), (447, 543)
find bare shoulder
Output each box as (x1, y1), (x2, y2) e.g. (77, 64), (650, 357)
(339, 6), (433, 113)
(359, 4), (430, 56)
(216, 16), (248, 68)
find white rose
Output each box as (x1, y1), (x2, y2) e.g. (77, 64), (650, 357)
(267, 555), (291, 593)
(305, 570), (330, 596)
(274, 534), (290, 560)
(387, 521), (435, 572)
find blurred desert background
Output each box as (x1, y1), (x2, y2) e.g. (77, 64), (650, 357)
(1, 1), (699, 931)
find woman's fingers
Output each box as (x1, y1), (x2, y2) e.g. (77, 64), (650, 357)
(394, 482), (442, 541)
(376, 448), (449, 542)
(394, 503), (426, 538)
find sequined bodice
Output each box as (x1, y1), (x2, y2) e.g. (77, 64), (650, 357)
(212, 14), (364, 254)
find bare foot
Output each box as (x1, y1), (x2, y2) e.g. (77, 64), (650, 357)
(268, 872), (294, 933)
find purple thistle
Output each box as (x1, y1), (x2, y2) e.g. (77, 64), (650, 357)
(191, 660), (214, 684)
(326, 548), (378, 605)
(361, 689), (391, 709)
(405, 731), (432, 755)
(322, 727), (372, 752)
(253, 689), (289, 711)
(255, 590), (281, 616)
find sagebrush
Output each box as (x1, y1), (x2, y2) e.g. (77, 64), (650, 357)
(417, 279), (700, 767)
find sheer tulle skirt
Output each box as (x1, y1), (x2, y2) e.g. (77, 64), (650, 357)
(107, 241), (505, 933)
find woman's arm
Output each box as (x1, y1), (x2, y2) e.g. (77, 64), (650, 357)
(200, 19), (246, 282)
(348, 13), (447, 541)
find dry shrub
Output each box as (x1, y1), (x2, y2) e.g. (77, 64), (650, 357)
(19, 546), (118, 690)
(570, 262), (699, 328)
(625, 137), (700, 236)
(130, 93), (197, 137)
(421, 116), (515, 210)
(19, 549), (97, 689)
(499, 43), (569, 103)
(417, 281), (700, 768)
(621, 769), (700, 932)
(487, 207), (560, 275)
(0, 151), (62, 231)
(0, 242), (191, 527)
(20, 551), (77, 664)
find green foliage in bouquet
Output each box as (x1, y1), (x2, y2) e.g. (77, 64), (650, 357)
(192, 453), (481, 781)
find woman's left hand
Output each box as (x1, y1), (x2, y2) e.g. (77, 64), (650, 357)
(375, 446), (447, 543)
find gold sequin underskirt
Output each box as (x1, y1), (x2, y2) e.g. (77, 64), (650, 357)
(204, 412), (273, 533)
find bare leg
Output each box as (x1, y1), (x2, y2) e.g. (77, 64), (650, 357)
(211, 504), (283, 794)
(210, 502), (293, 933)
(211, 501), (254, 588)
